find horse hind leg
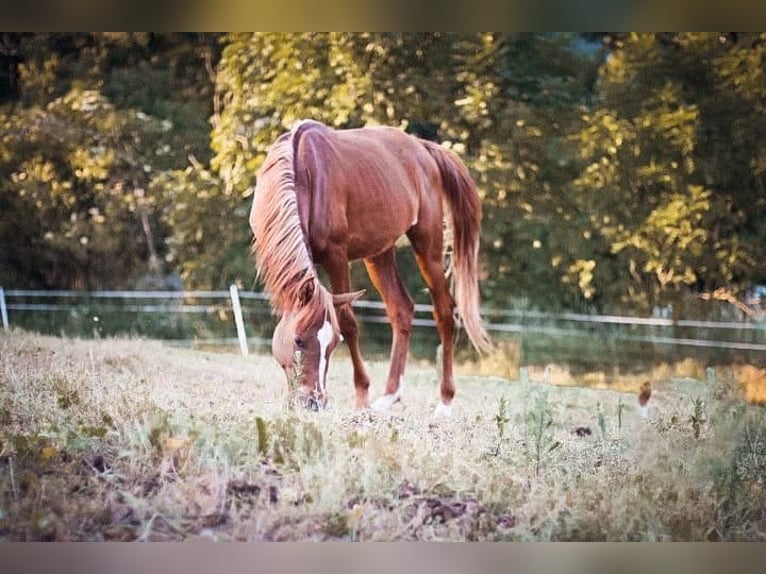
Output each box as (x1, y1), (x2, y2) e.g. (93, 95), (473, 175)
(363, 248), (414, 412)
(407, 225), (457, 413)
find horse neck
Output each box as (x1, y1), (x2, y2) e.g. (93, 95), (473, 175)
(251, 136), (315, 314)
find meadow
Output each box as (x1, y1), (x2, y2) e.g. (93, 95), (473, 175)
(1, 329), (765, 541)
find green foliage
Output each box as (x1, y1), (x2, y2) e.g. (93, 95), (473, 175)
(617, 397), (625, 431)
(152, 164), (252, 289)
(1, 88), (164, 288)
(0, 33), (219, 289)
(690, 397), (706, 440)
(571, 33), (766, 310)
(705, 407), (766, 538)
(209, 33), (605, 305)
(284, 350), (304, 409)
(3, 33), (766, 315)
(255, 416), (269, 457)
(489, 395), (511, 456)
(262, 415), (324, 468)
(597, 403), (607, 439)
(524, 388), (560, 477)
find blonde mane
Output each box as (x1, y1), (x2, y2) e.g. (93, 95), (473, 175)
(250, 128), (316, 314)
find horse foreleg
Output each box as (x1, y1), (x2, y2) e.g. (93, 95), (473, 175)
(363, 249), (414, 411)
(323, 255), (371, 409)
(338, 303), (371, 409)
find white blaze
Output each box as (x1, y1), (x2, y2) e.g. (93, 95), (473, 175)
(316, 319), (333, 394)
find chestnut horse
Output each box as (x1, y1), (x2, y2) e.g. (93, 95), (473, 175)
(249, 120), (491, 413)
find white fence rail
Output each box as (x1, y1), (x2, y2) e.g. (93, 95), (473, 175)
(0, 286), (268, 356)
(2, 287), (766, 358)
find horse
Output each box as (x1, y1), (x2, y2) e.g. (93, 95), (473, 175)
(249, 120), (491, 413)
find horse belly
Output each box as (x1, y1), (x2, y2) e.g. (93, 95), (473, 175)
(345, 210), (414, 260)
(343, 189), (417, 260)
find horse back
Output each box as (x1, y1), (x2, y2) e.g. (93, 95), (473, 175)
(294, 124), (439, 261)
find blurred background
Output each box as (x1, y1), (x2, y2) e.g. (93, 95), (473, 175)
(1, 33), (765, 378)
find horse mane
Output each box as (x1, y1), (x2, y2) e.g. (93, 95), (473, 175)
(250, 121), (322, 315)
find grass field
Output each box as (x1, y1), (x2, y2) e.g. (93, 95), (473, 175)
(1, 329), (765, 541)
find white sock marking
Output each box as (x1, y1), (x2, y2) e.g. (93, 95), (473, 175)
(433, 402), (453, 417)
(371, 378), (403, 412)
(316, 319), (333, 394)
(371, 394), (398, 412)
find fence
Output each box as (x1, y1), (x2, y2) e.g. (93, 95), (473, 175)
(0, 286), (274, 353)
(2, 286), (766, 372)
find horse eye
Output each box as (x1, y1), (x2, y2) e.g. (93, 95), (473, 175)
(294, 336), (305, 349)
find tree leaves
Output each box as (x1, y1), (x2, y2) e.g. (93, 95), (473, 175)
(571, 33), (766, 309)
(3, 33), (765, 314)
(0, 33), (218, 290)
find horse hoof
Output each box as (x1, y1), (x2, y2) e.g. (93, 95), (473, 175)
(433, 402), (453, 417)
(371, 393), (399, 412)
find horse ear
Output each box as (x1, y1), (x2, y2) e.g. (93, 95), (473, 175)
(297, 277), (316, 307)
(332, 289), (365, 306)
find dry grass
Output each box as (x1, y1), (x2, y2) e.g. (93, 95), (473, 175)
(1, 329), (765, 541)
(736, 365), (766, 405)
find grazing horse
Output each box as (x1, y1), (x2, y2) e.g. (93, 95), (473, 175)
(249, 120), (491, 413)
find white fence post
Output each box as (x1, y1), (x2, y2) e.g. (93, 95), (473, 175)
(229, 284), (249, 356)
(0, 287), (8, 330)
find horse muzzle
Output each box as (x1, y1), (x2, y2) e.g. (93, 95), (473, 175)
(297, 387), (327, 411)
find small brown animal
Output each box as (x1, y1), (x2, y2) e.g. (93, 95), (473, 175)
(637, 380), (652, 418)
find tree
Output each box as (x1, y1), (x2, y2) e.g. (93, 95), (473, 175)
(0, 33), (219, 289)
(461, 34), (603, 310)
(204, 33), (474, 294)
(0, 88), (170, 288)
(6, 32), (765, 319)
(209, 33), (601, 307)
(571, 33), (766, 312)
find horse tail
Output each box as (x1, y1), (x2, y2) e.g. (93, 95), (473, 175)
(421, 140), (492, 354)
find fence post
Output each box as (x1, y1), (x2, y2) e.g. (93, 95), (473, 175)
(229, 284), (249, 356)
(0, 287), (8, 330)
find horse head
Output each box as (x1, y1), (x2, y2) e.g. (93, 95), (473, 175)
(271, 276), (363, 410)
